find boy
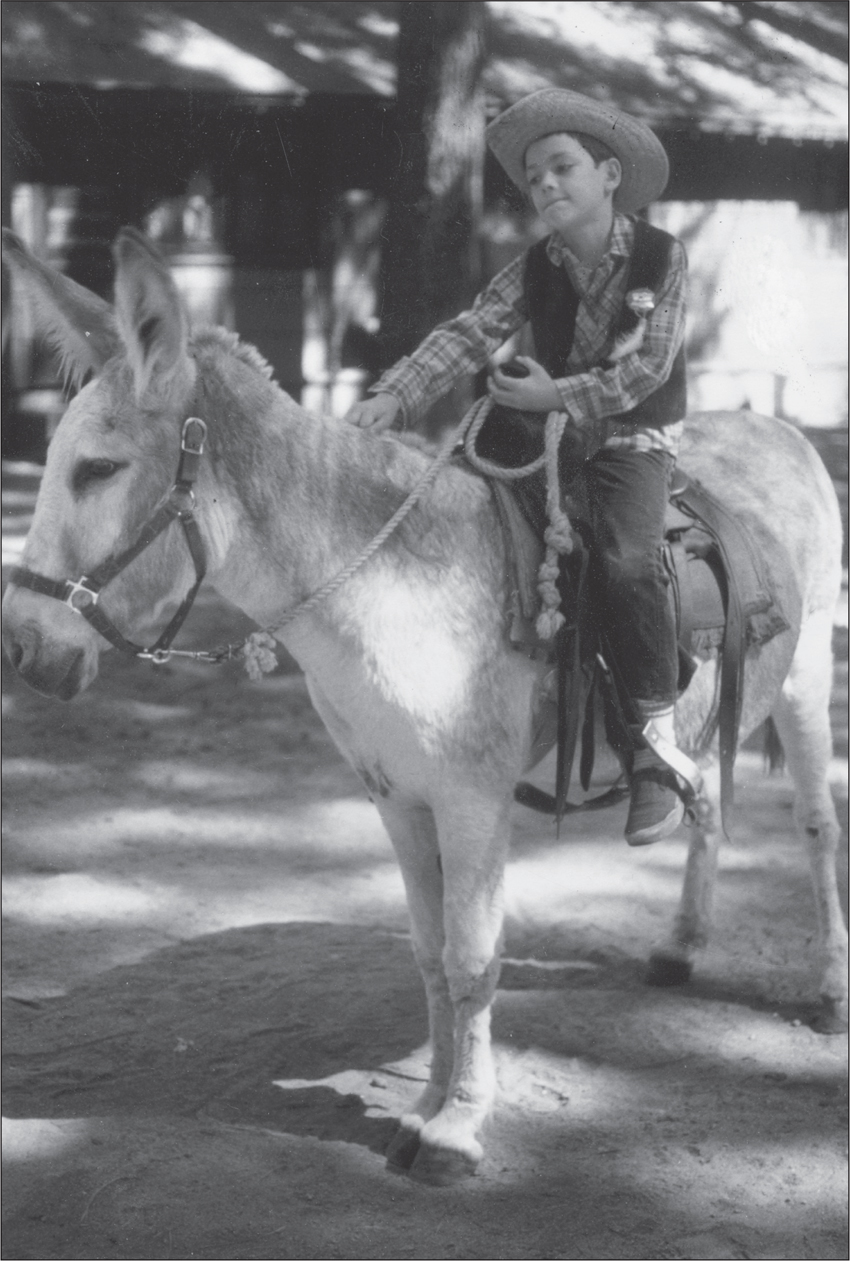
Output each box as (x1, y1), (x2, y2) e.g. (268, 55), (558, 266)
(345, 88), (688, 845)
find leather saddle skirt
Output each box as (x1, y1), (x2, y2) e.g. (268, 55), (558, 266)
(489, 469), (790, 671)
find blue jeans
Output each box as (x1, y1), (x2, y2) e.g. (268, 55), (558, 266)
(584, 447), (677, 706)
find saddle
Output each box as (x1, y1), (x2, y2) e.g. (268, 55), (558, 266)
(490, 468), (791, 829)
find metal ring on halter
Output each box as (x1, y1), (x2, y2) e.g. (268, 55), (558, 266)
(64, 577), (100, 613)
(168, 485), (196, 517)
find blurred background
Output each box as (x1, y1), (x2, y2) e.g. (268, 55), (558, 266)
(2, 0), (847, 455)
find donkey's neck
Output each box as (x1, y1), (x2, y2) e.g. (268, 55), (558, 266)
(197, 356), (432, 627)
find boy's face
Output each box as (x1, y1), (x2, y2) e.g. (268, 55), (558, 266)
(524, 134), (621, 239)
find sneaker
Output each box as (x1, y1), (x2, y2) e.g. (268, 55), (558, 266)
(625, 760), (684, 846)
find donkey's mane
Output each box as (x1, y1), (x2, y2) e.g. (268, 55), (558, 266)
(190, 325), (276, 381)
(182, 320), (494, 564)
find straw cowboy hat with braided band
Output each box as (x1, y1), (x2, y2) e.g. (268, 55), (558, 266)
(486, 88), (670, 214)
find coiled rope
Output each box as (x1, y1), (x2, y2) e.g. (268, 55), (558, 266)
(462, 397), (574, 639)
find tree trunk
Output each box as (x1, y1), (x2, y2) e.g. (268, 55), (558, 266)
(378, 2), (487, 372)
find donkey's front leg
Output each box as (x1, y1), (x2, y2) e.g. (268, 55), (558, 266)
(376, 798), (455, 1171)
(409, 789), (512, 1186)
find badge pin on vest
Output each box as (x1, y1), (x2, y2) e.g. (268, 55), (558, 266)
(609, 288), (656, 363)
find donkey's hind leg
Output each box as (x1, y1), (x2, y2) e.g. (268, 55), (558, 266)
(376, 799), (455, 1172)
(770, 608), (847, 1033)
(648, 761), (723, 986)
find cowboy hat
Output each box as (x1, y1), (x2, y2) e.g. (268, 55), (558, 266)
(486, 88), (669, 213)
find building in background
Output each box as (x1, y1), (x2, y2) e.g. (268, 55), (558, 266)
(2, 0), (847, 457)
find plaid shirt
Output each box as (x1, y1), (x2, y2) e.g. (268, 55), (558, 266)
(372, 213), (687, 455)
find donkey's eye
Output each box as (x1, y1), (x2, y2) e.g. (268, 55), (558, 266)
(72, 459), (126, 494)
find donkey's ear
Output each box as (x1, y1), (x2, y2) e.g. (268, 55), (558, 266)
(112, 227), (191, 402)
(2, 228), (120, 388)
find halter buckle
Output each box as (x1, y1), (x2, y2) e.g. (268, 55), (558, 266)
(64, 576), (100, 613)
(181, 417), (207, 455)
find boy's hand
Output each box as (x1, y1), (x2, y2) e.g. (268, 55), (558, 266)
(344, 393), (401, 432)
(488, 357), (563, 412)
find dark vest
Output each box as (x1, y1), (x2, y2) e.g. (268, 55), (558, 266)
(525, 218), (687, 430)
(476, 219), (687, 475)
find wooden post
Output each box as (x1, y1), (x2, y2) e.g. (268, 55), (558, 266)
(378, 2), (487, 373)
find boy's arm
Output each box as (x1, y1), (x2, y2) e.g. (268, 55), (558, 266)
(552, 239), (687, 426)
(358, 253), (528, 430)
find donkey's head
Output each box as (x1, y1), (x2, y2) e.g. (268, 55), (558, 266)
(2, 228), (206, 698)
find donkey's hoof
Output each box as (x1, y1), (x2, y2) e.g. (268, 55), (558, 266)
(409, 1141), (480, 1186)
(647, 953), (692, 987)
(810, 997), (848, 1036)
(385, 1125), (422, 1173)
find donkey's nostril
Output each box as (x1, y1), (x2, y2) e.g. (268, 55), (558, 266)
(3, 621), (39, 673)
(5, 637), (25, 671)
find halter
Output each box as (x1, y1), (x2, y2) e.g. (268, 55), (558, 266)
(8, 417), (210, 664)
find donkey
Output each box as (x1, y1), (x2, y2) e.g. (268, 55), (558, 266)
(3, 228), (847, 1185)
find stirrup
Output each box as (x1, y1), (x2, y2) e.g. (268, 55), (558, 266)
(638, 719), (703, 810)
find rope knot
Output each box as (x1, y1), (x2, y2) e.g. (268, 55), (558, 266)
(536, 606), (566, 639)
(243, 631), (279, 680)
(544, 520), (573, 555)
(535, 409), (576, 638)
(537, 558), (561, 583)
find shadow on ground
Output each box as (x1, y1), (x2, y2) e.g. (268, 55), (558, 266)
(3, 920), (847, 1261)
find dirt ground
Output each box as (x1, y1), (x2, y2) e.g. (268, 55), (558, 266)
(2, 460), (848, 1261)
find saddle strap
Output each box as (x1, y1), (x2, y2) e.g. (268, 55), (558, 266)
(553, 622), (579, 828)
(514, 779), (629, 816)
(554, 543), (591, 827)
(718, 558), (745, 833)
(579, 660), (597, 792)
(671, 478), (752, 833)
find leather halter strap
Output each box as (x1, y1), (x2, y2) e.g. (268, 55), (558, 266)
(8, 417), (208, 661)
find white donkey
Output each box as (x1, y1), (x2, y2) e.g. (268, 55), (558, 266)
(3, 229), (846, 1185)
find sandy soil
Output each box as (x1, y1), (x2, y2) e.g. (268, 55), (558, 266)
(2, 461), (848, 1261)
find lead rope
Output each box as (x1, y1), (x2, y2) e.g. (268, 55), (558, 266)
(236, 397), (574, 678)
(241, 402), (484, 676)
